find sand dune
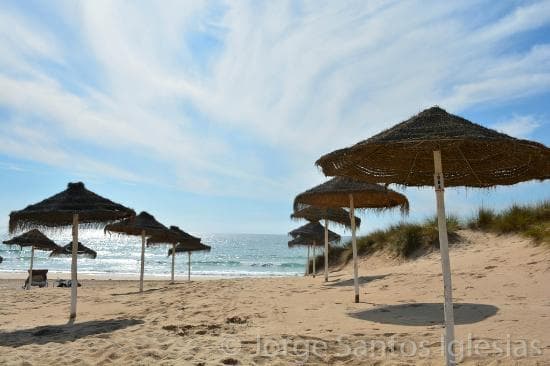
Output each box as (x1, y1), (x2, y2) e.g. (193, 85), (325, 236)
(0, 229), (548, 365)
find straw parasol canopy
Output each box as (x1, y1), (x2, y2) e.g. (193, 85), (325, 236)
(104, 211), (170, 238)
(3, 229), (61, 290)
(168, 242), (211, 256)
(147, 225), (201, 247)
(294, 172), (408, 302)
(288, 222), (341, 243)
(50, 242), (97, 259)
(8, 182), (134, 318)
(147, 225), (206, 283)
(293, 177), (409, 213)
(291, 206), (360, 229)
(316, 106), (550, 188)
(105, 211), (171, 292)
(291, 205), (353, 282)
(9, 182), (136, 233)
(288, 234), (339, 248)
(288, 223), (340, 278)
(166, 240), (211, 282)
(3, 229), (60, 251)
(288, 235), (309, 247)
(314, 106), (550, 366)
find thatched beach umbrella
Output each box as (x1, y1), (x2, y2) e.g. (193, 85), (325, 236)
(316, 106), (550, 365)
(147, 225), (202, 283)
(288, 232), (341, 276)
(3, 229), (61, 289)
(294, 177), (408, 302)
(289, 222), (341, 277)
(166, 241), (211, 281)
(50, 242), (97, 259)
(292, 206), (360, 282)
(288, 235), (313, 275)
(291, 206), (361, 228)
(9, 182), (135, 318)
(105, 211), (171, 292)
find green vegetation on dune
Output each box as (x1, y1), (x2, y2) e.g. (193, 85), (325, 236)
(467, 200), (550, 245)
(309, 215), (461, 272)
(308, 200), (549, 273)
(354, 215), (460, 258)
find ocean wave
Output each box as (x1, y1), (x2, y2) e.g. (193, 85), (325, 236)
(0, 233), (309, 277)
(278, 262), (305, 268)
(193, 260), (241, 266)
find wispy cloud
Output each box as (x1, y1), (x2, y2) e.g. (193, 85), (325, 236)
(0, 0), (549, 203)
(0, 161), (26, 172)
(492, 115), (542, 138)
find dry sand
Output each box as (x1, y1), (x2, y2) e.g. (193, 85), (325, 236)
(0, 229), (548, 365)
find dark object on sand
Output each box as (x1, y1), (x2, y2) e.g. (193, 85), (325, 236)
(55, 279), (82, 288)
(23, 269), (49, 288)
(3, 230), (60, 290)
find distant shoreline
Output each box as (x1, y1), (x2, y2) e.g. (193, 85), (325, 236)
(0, 270), (300, 281)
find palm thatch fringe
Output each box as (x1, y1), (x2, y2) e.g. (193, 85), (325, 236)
(147, 226), (201, 247)
(291, 206), (360, 229)
(293, 177), (409, 214)
(288, 222), (341, 243)
(104, 211), (170, 238)
(50, 242), (97, 259)
(3, 229), (60, 251)
(9, 182), (135, 233)
(168, 242), (211, 256)
(288, 235), (337, 248)
(316, 106), (550, 187)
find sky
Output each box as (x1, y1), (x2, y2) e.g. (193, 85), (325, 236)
(0, 0), (549, 236)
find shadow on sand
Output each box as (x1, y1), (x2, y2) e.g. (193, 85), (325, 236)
(0, 318), (144, 347)
(350, 302), (498, 326)
(326, 275), (387, 287)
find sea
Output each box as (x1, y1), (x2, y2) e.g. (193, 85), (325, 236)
(0, 230), (314, 278)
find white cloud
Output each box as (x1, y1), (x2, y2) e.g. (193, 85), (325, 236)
(476, 0), (550, 42)
(0, 0), (549, 203)
(492, 115), (541, 138)
(0, 121), (143, 182)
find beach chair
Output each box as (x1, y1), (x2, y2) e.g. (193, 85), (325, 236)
(23, 269), (48, 288)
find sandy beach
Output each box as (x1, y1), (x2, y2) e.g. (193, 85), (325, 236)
(0, 229), (548, 365)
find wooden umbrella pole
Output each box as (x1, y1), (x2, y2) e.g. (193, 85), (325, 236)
(312, 241), (316, 278)
(27, 245), (34, 290)
(188, 252), (191, 281)
(171, 243), (176, 284)
(324, 219), (329, 282)
(70, 213), (79, 319)
(140, 230), (145, 293)
(306, 245), (310, 276)
(434, 150), (456, 366)
(349, 194), (359, 303)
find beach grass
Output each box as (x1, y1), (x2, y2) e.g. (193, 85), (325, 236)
(310, 215), (461, 272)
(310, 200), (549, 273)
(467, 200), (550, 245)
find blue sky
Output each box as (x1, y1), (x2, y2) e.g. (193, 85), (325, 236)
(0, 1), (549, 235)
